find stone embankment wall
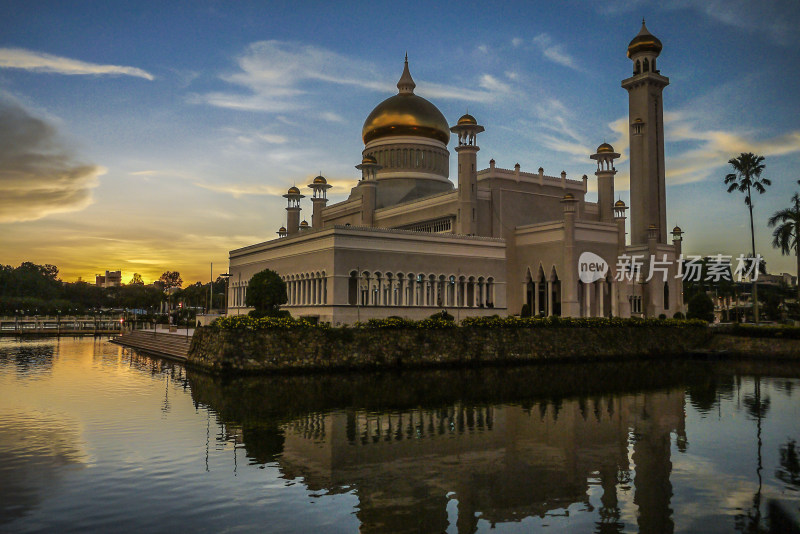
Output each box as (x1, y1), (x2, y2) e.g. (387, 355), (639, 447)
(708, 335), (800, 358)
(188, 326), (714, 373)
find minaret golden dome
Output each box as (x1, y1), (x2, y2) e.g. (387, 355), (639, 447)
(457, 113), (477, 126)
(596, 142), (615, 153)
(361, 57), (450, 145)
(627, 20), (663, 58)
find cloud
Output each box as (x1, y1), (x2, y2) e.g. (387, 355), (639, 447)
(533, 34), (581, 71)
(665, 112), (800, 185)
(511, 38), (523, 48)
(0, 48), (154, 80)
(0, 97), (105, 223)
(192, 40), (388, 112)
(589, 0), (798, 46)
(193, 177), (356, 198)
(478, 74), (512, 94)
(672, 0), (797, 46)
(234, 131), (289, 145)
(195, 40), (502, 112)
(320, 111), (345, 123)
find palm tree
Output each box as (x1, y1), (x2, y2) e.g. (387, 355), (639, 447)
(725, 153), (771, 323)
(768, 192), (800, 306)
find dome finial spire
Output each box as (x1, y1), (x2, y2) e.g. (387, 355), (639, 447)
(397, 54), (416, 94)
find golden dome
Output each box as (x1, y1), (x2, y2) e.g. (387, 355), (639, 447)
(672, 225), (682, 233)
(457, 113), (477, 125)
(362, 58), (450, 145)
(563, 193), (575, 200)
(627, 20), (662, 58)
(615, 199), (626, 207)
(313, 175), (327, 185)
(361, 155), (377, 165)
(278, 226), (287, 232)
(300, 220), (309, 228)
(287, 186), (301, 195)
(597, 142), (615, 153)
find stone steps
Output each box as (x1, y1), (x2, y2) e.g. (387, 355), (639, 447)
(111, 330), (192, 361)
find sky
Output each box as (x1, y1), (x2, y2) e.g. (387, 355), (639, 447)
(1, 0), (799, 284)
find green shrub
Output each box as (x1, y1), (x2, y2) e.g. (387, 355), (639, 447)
(673, 311), (685, 319)
(248, 309), (291, 319)
(429, 310), (454, 321)
(520, 304), (532, 318)
(687, 292), (715, 323)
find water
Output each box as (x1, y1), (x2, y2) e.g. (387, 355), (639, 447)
(0, 337), (798, 533)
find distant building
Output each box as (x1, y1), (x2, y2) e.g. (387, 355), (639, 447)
(95, 270), (122, 288)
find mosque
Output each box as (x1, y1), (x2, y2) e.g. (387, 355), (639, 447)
(227, 22), (685, 324)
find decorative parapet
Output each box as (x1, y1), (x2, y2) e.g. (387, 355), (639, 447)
(478, 165), (585, 187)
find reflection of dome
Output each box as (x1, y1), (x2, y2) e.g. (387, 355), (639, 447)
(457, 113), (477, 125)
(313, 175), (327, 185)
(287, 186), (301, 195)
(597, 142), (614, 153)
(362, 58), (450, 145)
(628, 20), (662, 58)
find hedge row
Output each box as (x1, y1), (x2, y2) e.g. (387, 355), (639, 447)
(211, 314), (707, 331)
(720, 324), (800, 340)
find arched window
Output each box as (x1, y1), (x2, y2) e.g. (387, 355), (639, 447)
(634, 59), (640, 75)
(643, 58), (650, 72)
(348, 271), (358, 305)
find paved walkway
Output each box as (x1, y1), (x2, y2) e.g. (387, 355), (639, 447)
(135, 326), (195, 337)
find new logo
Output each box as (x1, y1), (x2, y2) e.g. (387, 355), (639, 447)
(578, 252), (608, 283)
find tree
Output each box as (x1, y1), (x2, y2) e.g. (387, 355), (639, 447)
(159, 271), (183, 312)
(768, 192), (800, 306)
(129, 273), (144, 285)
(724, 153), (771, 323)
(245, 269), (288, 317)
(687, 291), (714, 322)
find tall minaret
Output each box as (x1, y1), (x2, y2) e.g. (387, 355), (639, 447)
(308, 174), (331, 229)
(450, 113), (484, 235)
(622, 20), (669, 244)
(590, 142), (620, 223)
(355, 155), (381, 226)
(283, 186), (303, 235)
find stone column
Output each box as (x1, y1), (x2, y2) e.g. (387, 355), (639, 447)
(534, 281), (540, 316)
(547, 280), (554, 316)
(561, 193), (580, 317)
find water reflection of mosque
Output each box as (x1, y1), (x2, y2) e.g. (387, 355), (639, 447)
(189, 365), (689, 533)
(278, 395), (682, 533)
